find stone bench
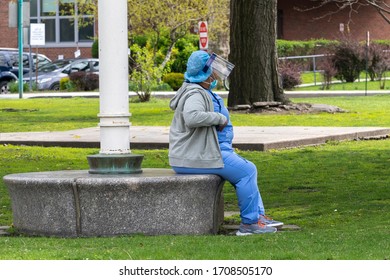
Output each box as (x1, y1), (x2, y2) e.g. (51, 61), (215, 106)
(3, 169), (225, 237)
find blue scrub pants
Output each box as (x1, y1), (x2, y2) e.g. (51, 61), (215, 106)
(172, 150), (264, 224)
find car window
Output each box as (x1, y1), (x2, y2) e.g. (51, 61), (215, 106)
(69, 61), (90, 72)
(38, 60), (71, 73)
(8, 53), (19, 67)
(22, 54), (30, 67)
(91, 61), (99, 72)
(5, 52), (51, 70)
(33, 55), (51, 68)
(82, 60), (99, 73)
(9, 53), (29, 68)
(62, 65), (71, 73)
(0, 53), (7, 66)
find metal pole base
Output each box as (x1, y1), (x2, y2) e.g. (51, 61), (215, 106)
(87, 154), (144, 174)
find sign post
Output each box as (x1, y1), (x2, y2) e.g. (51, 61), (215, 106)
(198, 21), (208, 50)
(17, 0), (23, 99)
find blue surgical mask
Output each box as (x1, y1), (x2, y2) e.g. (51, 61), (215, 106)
(210, 80), (218, 89)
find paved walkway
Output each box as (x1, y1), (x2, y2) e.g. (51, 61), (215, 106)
(1, 90), (389, 150)
(1, 126), (389, 151)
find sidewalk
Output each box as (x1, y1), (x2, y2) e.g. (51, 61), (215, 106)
(1, 126), (389, 151)
(1, 90), (389, 150)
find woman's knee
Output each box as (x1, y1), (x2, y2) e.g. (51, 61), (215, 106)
(245, 160), (257, 177)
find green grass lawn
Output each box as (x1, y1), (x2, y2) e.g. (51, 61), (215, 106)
(1, 95), (390, 132)
(0, 96), (389, 260)
(296, 80), (390, 91)
(0, 140), (389, 260)
(299, 72), (390, 90)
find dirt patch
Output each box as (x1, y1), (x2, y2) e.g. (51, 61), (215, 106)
(1, 108), (39, 113)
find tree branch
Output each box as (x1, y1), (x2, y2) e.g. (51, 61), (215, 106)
(366, 0), (390, 13)
(378, 8), (390, 23)
(294, 0), (390, 25)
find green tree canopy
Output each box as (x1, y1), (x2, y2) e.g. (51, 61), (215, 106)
(128, 0), (228, 69)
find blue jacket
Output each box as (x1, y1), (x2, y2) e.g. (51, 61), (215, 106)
(207, 90), (234, 152)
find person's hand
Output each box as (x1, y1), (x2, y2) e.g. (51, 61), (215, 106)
(217, 120), (228, 131)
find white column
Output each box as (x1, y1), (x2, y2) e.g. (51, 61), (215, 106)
(98, 0), (130, 154)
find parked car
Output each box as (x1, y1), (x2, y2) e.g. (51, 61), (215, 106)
(23, 58), (99, 90)
(0, 48), (52, 94)
(0, 48), (52, 77)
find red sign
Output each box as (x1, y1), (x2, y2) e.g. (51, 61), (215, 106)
(200, 37), (208, 49)
(198, 21), (208, 50)
(199, 21), (207, 33)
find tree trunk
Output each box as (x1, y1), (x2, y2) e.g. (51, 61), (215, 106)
(228, 0), (286, 107)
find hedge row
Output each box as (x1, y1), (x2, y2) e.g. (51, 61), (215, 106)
(277, 39), (390, 57)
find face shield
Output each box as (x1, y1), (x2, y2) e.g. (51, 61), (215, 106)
(202, 53), (235, 80)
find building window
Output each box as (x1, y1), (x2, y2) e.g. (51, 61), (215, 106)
(41, 18), (56, 42)
(29, 0), (95, 46)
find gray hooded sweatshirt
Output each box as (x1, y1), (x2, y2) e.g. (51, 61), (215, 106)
(169, 82), (228, 168)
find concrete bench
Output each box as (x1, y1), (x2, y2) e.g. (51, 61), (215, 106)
(4, 169), (225, 237)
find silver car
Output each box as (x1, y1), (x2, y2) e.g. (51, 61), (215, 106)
(23, 58), (99, 90)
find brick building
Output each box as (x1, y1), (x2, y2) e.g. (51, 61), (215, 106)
(1, 1), (389, 62)
(0, 3), (18, 48)
(1, 1), (96, 61)
(277, 0), (390, 41)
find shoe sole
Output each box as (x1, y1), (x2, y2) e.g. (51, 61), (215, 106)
(236, 230), (277, 236)
(268, 222), (284, 228)
(236, 231), (253, 236)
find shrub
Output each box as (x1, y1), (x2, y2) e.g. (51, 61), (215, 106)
(60, 77), (70, 90)
(367, 44), (389, 82)
(331, 39), (365, 82)
(277, 39), (338, 73)
(69, 72), (99, 91)
(83, 74), (99, 91)
(277, 40), (307, 57)
(60, 77), (77, 91)
(9, 81), (31, 93)
(152, 82), (172, 91)
(278, 60), (302, 90)
(277, 39), (337, 57)
(130, 44), (164, 102)
(318, 55), (338, 90)
(129, 81), (172, 92)
(69, 72), (86, 91)
(91, 39), (99, 58)
(372, 40), (390, 48)
(170, 35), (198, 73)
(162, 73), (184, 90)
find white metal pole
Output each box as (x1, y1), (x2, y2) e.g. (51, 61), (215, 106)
(98, 0), (130, 154)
